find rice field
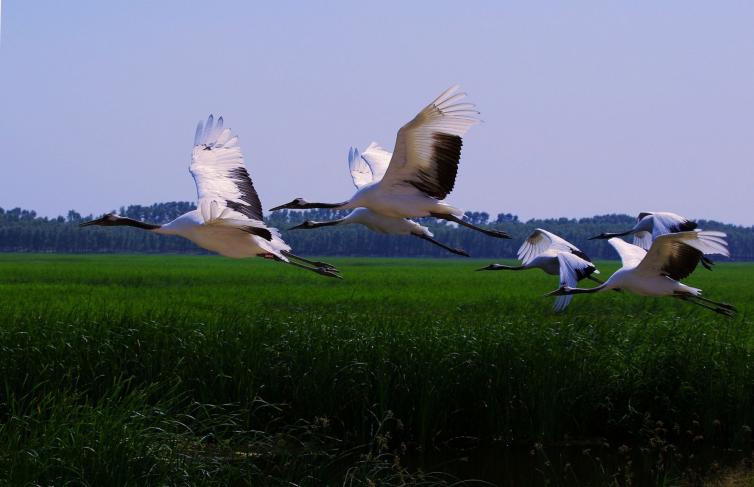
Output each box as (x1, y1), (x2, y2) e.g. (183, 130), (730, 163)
(0, 254), (752, 485)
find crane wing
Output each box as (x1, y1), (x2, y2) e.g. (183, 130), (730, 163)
(198, 200), (275, 241)
(607, 238), (647, 268)
(360, 142), (392, 182)
(553, 252), (596, 311)
(632, 231), (653, 250)
(348, 147), (374, 189)
(634, 212), (698, 248)
(380, 85), (480, 199)
(191, 115), (263, 221)
(636, 231), (728, 280)
(651, 212), (697, 239)
(518, 228), (582, 265)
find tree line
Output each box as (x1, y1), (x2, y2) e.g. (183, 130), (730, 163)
(1, 203), (752, 260)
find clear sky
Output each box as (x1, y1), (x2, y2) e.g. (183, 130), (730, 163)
(1, 1), (753, 224)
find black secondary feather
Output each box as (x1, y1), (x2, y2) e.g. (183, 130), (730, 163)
(408, 133), (462, 199)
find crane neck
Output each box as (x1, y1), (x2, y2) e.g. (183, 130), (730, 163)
(114, 218), (161, 230)
(499, 264), (527, 270)
(564, 282), (609, 294)
(309, 219), (347, 228)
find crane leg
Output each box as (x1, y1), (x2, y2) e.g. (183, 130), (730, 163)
(280, 250), (338, 271)
(414, 234), (469, 257)
(286, 259), (342, 279)
(430, 213), (511, 239)
(675, 293), (736, 317)
(693, 294), (736, 311)
(258, 253), (342, 279)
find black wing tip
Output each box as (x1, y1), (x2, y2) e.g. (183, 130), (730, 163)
(575, 264), (597, 281)
(242, 226), (273, 241)
(225, 168), (264, 222)
(675, 220), (698, 232)
(571, 249), (592, 262)
(410, 133), (463, 199)
(662, 242), (705, 281)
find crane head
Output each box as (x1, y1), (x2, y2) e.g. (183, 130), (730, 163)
(270, 198), (308, 211)
(289, 220), (317, 230)
(289, 219), (344, 230)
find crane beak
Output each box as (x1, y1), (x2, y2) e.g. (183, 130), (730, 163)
(269, 198), (304, 211)
(288, 222), (307, 230)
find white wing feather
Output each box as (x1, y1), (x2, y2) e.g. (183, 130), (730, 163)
(518, 228), (580, 265)
(607, 238), (647, 268)
(360, 142), (392, 182)
(632, 231), (653, 250)
(636, 231), (728, 278)
(198, 200), (290, 256)
(633, 212), (697, 249)
(380, 85), (480, 198)
(553, 253), (580, 311)
(191, 115), (263, 221)
(348, 147), (374, 189)
(651, 212), (693, 238)
(554, 252), (597, 311)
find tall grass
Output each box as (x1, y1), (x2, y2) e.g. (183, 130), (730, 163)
(0, 254), (751, 485)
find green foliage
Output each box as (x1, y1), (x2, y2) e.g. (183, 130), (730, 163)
(0, 254), (752, 484)
(2, 203), (754, 259)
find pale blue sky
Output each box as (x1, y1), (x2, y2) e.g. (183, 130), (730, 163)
(1, 1), (753, 224)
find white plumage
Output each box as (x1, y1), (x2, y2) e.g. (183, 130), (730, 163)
(288, 144), (470, 257)
(190, 115), (263, 221)
(548, 231), (735, 315)
(518, 229), (583, 265)
(380, 86), (479, 199)
(326, 207), (432, 237)
(479, 229), (600, 311)
(348, 143), (391, 190)
(81, 115), (339, 278)
(271, 86), (510, 239)
(591, 211), (698, 250)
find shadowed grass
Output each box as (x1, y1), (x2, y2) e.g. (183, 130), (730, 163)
(0, 254), (751, 485)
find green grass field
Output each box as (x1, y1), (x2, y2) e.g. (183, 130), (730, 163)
(0, 254), (752, 485)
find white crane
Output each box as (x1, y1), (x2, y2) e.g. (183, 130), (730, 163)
(80, 115), (340, 278)
(590, 211), (715, 270)
(547, 231), (735, 316)
(478, 229), (601, 311)
(288, 143), (469, 257)
(270, 85), (510, 239)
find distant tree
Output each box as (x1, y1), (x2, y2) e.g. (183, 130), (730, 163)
(496, 213), (519, 223)
(67, 211), (82, 223)
(464, 211), (489, 225)
(1, 204), (753, 260)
